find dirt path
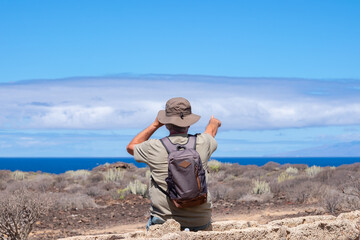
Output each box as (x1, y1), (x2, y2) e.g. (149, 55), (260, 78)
(72, 206), (307, 236)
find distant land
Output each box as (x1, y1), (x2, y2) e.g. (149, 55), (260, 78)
(275, 141), (360, 157)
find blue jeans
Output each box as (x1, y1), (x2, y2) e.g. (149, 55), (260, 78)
(146, 215), (211, 232)
(146, 216), (165, 231)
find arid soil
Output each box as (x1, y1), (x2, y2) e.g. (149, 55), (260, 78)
(31, 196), (322, 239)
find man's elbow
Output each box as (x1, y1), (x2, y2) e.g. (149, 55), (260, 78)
(126, 144), (134, 156)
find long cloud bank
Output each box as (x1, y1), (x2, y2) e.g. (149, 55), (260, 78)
(1, 75), (360, 130)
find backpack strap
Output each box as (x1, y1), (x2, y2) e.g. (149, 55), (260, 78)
(184, 135), (197, 150)
(160, 134), (198, 153)
(151, 176), (169, 197)
(160, 137), (178, 154)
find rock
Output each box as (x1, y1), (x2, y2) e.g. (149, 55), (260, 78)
(147, 219), (181, 238)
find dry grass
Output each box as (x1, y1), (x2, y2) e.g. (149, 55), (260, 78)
(1, 159), (359, 231)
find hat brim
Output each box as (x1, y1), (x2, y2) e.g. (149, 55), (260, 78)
(157, 110), (200, 127)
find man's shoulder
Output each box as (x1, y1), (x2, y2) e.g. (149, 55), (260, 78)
(136, 138), (162, 149)
(195, 133), (216, 143)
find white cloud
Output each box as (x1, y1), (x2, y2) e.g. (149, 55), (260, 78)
(1, 75), (360, 130)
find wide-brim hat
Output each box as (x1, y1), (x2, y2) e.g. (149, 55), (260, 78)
(157, 97), (200, 127)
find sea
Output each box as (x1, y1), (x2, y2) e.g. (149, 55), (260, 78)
(0, 157), (360, 174)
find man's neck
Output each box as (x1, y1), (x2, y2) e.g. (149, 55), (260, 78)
(169, 131), (188, 136)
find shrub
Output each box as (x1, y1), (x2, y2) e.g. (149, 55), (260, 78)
(261, 161), (280, 171)
(103, 168), (125, 182)
(322, 189), (342, 215)
(88, 172), (104, 184)
(305, 166), (322, 177)
(0, 170), (11, 181)
(210, 184), (228, 201)
(112, 188), (130, 200)
(64, 184), (84, 194)
(277, 172), (294, 183)
(85, 185), (106, 197)
(12, 170), (27, 180)
(208, 160), (222, 172)
(0, 188), (51, 240)
(53, 174), (68, 190)
(29, 174), (54, 192)
(65, 169), (91, 179)
(51, 193), (97, 211)
(285, 167), (299, 175)
(252, 179), (270, 195)
(127, 180), (147, 197)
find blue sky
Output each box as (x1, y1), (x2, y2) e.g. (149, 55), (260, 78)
(0, 1), (360, 157)
(1, 1), (360, 82)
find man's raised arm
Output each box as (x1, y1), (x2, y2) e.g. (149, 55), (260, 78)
(126, 117), (164, 156)
(204, 115), (221, 138)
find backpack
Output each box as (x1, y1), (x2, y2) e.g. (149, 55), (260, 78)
(151, 135), (208, 208)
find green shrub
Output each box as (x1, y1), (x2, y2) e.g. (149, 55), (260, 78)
(127, 180), (147, 197)
(278, 172), (294, 183)
(306, 166), (322, 177)
(12, 170), (27, 180)
(115, 188), (129, 200)
(208, 160), (222, 172)
(285, 167), (299, 175)
(252, 179), (270, 195)
(65, 170), (91, 178)
(103, 168), (125, 182)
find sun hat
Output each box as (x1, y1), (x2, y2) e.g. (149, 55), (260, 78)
(157, 97), (201, 127)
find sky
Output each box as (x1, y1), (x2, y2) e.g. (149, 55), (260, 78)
(0, 1), (360, 157)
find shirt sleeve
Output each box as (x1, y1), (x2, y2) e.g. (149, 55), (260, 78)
(133, 139), (155, 163)
(200, 133), (218, 159)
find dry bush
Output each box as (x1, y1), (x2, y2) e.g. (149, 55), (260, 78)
(5, 181), (32, 193)
(322, 188), (343, 215)
(85, 185), (107, 197)
(0, 170), (11, 181)
(64, 184), (84, 194)
(226, 184), (252, 200)
(53, 174), (68, 190)
(51, 193), (97, 211)
(278, 177), (320, 203)
(28, 174), (55, 193)
(314, 168), (335, 183)
(210, 184), (229, 202)
(241, 167), (267, 179)
(207, 170), (226, 184)
(0, 188), (51, 240)
(0, 181), (6, 191)
(221, 163), (243, 177)
(64, 170), (90, 185)
(101, 182), (117, 191)
(337, 162), (360, 172)
(281, 164), (308, 171)
(239, 192), (273, 203)
(342, 178), (360, 210)
(261, 161), (280, 171)
(87, 172), (104, 184)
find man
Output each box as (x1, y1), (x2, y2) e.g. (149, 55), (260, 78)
(127, 97), (221, 231)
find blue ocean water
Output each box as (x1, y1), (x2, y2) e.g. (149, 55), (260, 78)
(0, 157), (359, 174)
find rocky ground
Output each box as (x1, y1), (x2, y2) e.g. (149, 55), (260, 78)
(31, 195), (326, 239)
(58, 211), (360, 240)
